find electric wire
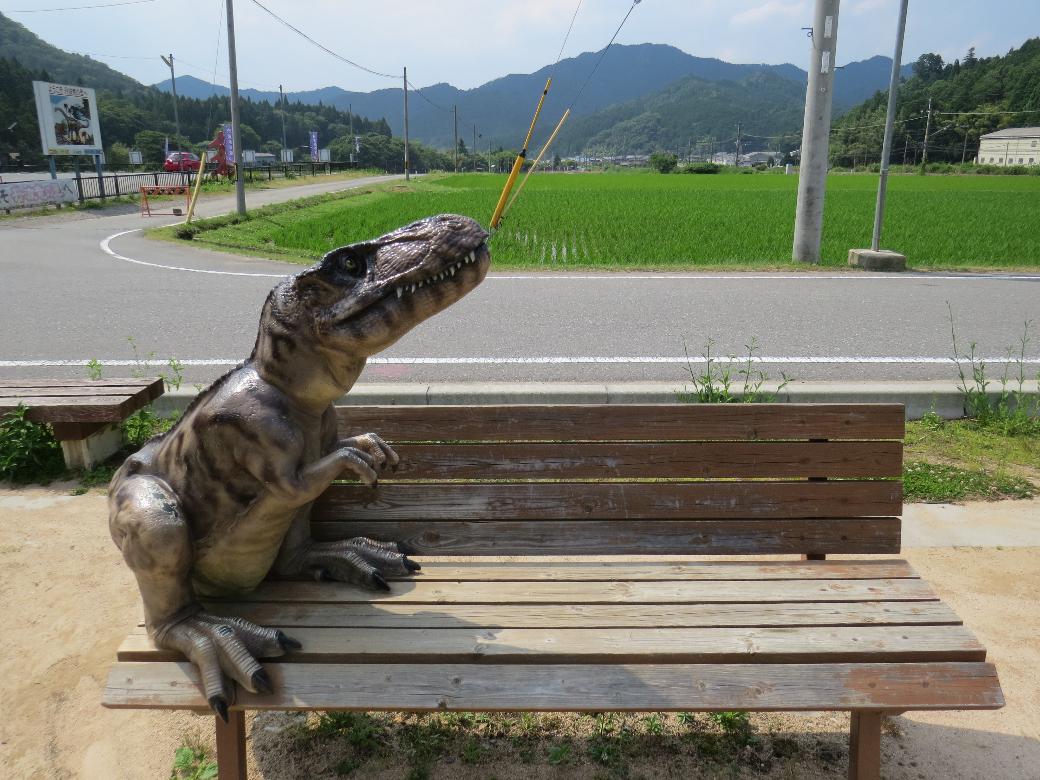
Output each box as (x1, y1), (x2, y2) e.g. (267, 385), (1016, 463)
(567, 0), (640, 110)
(9, 0), (155, 11)
(246, 0), (397, 80)
(554, 0), (583, 66)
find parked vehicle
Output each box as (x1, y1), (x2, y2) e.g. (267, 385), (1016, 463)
(163, 152), (201, 172)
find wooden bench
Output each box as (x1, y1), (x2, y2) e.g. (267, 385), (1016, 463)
(0, 377), (164, 469)
(102, 403), (1004, 779)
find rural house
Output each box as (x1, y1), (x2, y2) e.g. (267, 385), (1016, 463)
(977, 127), (1040, 166)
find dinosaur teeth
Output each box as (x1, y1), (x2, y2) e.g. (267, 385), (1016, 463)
(468, 251), (476, 263)
(410, 284), (417, 293)
(396, 287), (403, 298)
(449, 266), (456, 276)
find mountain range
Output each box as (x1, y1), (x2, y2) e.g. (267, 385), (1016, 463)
(154, 44), (913, 150)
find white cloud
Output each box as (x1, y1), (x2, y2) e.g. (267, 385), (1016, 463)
(730, 1), (809, 27)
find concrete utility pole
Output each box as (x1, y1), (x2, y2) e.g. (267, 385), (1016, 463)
(348, 102), (354, 166)
(870, 0), (908, 252)
(279, 85), (288, 154)
(961, 129), (969, 164)
(472, 125), (477, 170)
(403, 67), (410, 180)
(921, 96), (933, 169)
(453, 105), (459, 172)
(225, 0), (246, 215)
(160, 54), (182, 164)
(793, 0), (841, 263)
(735, 123), (741, 166)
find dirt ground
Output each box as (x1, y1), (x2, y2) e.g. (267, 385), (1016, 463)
(0, 485), (1037, 779)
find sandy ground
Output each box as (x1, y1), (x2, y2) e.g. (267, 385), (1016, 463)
(0, 485), (1037, 779)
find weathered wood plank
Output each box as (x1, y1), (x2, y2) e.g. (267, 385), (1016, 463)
(849, 711), (882, 780)
(336, 404), (906, 442)
(118, 624), (986, 664)
(214, 711), (247, 780)
(389, 441), (903, 480)
(0, 377), (163, 423)
(314, 482), (902, 521)
(219, 577), (937, 605)
(101, 661), (1005, 711)
(0, 377), (160, 388)
(199, 599), (961, 630)
(378, 559), (919, 582)
(311, 518), (902, 556)
(0, 385), (158, 398)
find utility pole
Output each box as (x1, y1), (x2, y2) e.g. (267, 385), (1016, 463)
(870, 0), (908, 252)
(793, 0), (841, 263)
(279, 84), (288, 156)
(472, 125), (477, 170)
(160, 54), (182, 165)
(225, 0), (246, 215)
(402, 67), (410, 180)
(453, 105), (459, 173)
(902, 133), (909, 165)
(961, 129), (969, 164)
(348, 102), (353, 166)
(488, 139), (492, 173)
(735, 123), (741, 166)
(921, 96), (933, 170)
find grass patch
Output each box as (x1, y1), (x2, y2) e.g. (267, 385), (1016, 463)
(904, 413), (1039, 502)
(164, 170), (1040, 270)
(288, 710), (814, 778)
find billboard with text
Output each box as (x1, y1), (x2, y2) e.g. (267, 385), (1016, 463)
(32, 81), (104, 156)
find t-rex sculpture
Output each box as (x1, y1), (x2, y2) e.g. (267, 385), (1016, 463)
(108, 214), (490, 720)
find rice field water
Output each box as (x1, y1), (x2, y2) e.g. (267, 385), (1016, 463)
(181, 172), (1040, 269)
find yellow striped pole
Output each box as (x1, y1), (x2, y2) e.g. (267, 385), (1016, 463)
(502, 108), (570, 220)
(490, 78), (552, 229)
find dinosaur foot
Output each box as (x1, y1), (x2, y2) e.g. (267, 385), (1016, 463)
(157, 611), (301, 721)
(305, 537), (420, 591)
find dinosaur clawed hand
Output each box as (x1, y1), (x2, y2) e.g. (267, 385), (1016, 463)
(305, 536), (420, 591)
(157, 612), (301, 722)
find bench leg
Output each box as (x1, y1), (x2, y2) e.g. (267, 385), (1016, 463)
(848, 711), (882, 780)
(214, 711), (247, 780)
(57, 424), (122, 470)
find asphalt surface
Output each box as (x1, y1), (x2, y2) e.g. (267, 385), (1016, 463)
(2, 176), (1039, 386)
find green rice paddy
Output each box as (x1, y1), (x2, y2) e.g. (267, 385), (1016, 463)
(170, 171), (1040, 270)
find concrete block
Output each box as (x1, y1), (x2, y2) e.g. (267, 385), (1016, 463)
(59, 424), (122, 470)
(848, 248), (907, 272)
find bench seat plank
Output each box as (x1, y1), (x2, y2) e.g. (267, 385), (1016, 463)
(119, 623), (986, 664)
(336, 404), (906, 442)
(313, 518), (902, 555)
(315, 481), (902, 521)
(199, 599), (962, 630)
(0, 377), (164, 424)
(220, 577), (938, 605)
(379, 559), (919, 581)
(102, 661), (1003, 712)
(390, 441), (903, 480)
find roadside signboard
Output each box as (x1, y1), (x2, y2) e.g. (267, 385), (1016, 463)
(280, 148), (294, 163)
(242, 149), (256, 164)
(318, 148), (331, 163)
(32, 81), (103, 156)
(0, 179), (78, 210)
(129, 150), (143, 165)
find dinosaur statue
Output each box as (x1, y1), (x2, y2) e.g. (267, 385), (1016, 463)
(108, 214), (490, 720)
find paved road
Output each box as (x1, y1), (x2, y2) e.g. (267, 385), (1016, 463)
(2, 177), (1039, 386)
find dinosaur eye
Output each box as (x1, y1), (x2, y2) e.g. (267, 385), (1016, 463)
(340, 256), (358, 273)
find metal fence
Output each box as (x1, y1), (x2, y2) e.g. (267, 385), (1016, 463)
(4, 161), (360, 204)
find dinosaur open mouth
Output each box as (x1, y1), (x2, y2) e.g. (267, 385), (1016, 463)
(390, 240), (490, 301)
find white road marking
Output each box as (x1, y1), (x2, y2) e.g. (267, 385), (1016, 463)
(100, 229), (287, 278)
(4, 356), (1039, 368)
(99, 229), (1040, 282)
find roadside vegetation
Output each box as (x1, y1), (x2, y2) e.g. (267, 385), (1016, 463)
(267, 709), (826, 779)
(159, 170), (1040, 270)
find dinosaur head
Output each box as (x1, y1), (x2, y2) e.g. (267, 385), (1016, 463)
(253, 214), (490, 395)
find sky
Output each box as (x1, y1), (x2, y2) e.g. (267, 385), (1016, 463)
(3, 0), (1038, 94)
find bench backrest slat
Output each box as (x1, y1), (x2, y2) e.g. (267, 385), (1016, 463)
(317, 404), (904, 557)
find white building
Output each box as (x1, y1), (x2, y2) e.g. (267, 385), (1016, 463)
(977, 127), (1040, 167)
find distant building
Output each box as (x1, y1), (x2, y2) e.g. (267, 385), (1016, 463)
(977, 127), (1040, 166)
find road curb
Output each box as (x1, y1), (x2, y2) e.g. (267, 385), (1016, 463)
(151, 380), (1040, 420)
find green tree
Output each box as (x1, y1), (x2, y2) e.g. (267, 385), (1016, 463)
(649, 152), (677, 173)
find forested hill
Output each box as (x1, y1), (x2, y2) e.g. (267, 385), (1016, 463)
(0, 11), (389, 167)
(555, 71), (807, 157)
(831, 38), (1040, 166)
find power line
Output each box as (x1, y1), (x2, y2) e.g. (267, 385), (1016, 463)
(935, 109), (1040, 116)
(554, 0), (583, 66)
(247, 0), (396, 79)
(568, 0), (641, 109)
(9, 0), (156, 11)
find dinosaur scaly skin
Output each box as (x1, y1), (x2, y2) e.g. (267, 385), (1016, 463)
(108, 214), (490, 719)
